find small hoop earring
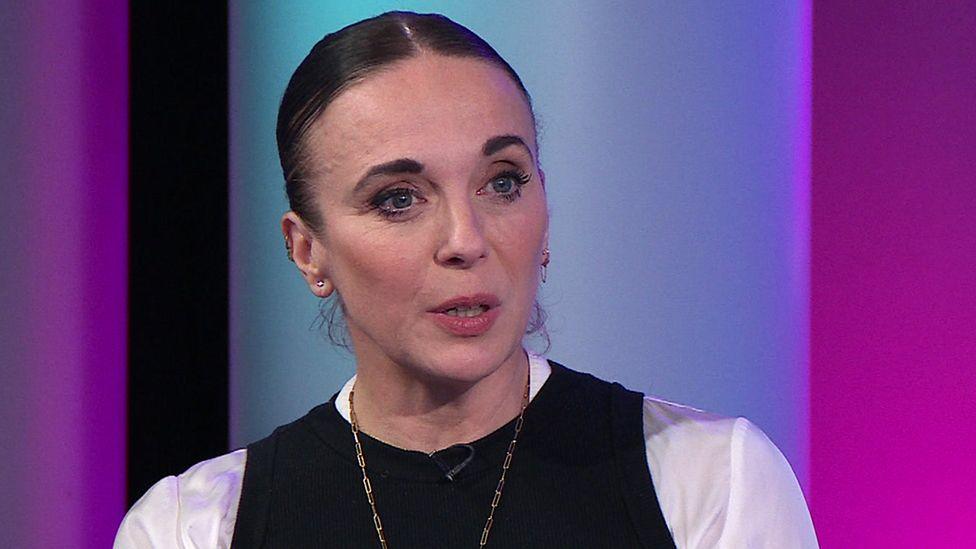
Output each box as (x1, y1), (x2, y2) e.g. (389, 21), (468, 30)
(541, 247), (550, 283)
(285, 237), (294, 262)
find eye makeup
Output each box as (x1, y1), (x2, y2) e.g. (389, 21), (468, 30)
(363, 165), (532, 220)
(479, 168), (531, 202)
(369, 186), (425, 219)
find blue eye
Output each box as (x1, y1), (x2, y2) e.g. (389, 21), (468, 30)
(491, 177), (515, 194)
(372, 188), (418, 218)
(386, 190), (413, 209)
(483, 169), (530, 202)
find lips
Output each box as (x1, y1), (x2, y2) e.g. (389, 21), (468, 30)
(431, 294), (501, 313)
(428, 294), (501, 337)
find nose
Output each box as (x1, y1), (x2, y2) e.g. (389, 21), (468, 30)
(434, 199), (488, 268)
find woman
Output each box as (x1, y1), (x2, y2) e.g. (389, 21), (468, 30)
(116, 11), (817, 548)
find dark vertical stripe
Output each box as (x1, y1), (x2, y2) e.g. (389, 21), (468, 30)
(610, 384), (676, 548)
(128, 2), (229, 505)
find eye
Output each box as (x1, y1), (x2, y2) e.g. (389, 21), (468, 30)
(386, 190), (413, 209)
(371, 187), (422, 218)
(480, 169), (531, 202)
(491, 177), (515, 194)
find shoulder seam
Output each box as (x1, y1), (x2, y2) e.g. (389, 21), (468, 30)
(642, 395), (712, 416)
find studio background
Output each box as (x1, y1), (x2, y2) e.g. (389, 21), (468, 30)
(1, 1), (973, 547)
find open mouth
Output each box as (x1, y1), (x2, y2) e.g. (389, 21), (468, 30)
(442, 305), (489, 317)
(429, 294), (501, 336)
(431, 293), (500, 315)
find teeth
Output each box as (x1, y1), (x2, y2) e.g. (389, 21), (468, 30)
(444, 305), (488, 317)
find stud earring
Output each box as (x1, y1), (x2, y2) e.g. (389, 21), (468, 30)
(316, 280), (326, 288)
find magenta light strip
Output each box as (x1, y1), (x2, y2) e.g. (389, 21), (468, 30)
(811, 1), (976, 546)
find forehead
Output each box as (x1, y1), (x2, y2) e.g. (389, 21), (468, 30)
(306, 54), (536, 178)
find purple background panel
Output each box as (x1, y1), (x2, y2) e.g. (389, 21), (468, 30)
(0, 1), (128, 546)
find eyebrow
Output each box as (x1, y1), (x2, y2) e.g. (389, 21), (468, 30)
(351, 135), (534, 194)
(353, 158), (424, 193)
(482, 134), (533, 161)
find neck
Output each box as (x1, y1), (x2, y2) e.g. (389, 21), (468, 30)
(349, 349), (529, 453)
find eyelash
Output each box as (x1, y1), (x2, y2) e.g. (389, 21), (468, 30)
(370, 187), (420, 219)
(368, 168), (531, 219)
(482, 169), (531, 202)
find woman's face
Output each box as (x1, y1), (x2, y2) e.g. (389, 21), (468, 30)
(297, 54), (548, 383)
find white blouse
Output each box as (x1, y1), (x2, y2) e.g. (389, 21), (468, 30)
(115, 355), (819, 548)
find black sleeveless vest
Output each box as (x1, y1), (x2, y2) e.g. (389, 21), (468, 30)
(231, 362), (676, 548)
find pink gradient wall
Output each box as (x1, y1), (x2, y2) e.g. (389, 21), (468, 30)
(811, 1), (976, 546)
(0, 1), (127, 546)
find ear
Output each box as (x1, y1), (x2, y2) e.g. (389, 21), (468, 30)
(281, 211), (334, 298)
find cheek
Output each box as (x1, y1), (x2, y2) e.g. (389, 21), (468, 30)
(491, 203), (548, 285)
(326, 225), (427, 312)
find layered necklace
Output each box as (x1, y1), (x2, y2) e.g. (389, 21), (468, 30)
(348, 370), (531, 548)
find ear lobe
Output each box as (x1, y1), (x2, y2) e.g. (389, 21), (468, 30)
(313, 278), (335, 298)
(281, 211), (333, 297)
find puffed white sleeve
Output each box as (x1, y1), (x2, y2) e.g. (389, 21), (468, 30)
(114, 449), (247, 549)
(718, 418), (818, 548)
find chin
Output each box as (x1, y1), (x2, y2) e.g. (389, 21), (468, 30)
(410, 339), (523, 386)
(349, 317), (526, 386)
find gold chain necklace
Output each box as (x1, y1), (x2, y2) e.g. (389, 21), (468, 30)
(348, 370), (530, 548)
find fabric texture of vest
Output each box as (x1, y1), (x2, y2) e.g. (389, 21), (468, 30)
(231, 361), (676, 548)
